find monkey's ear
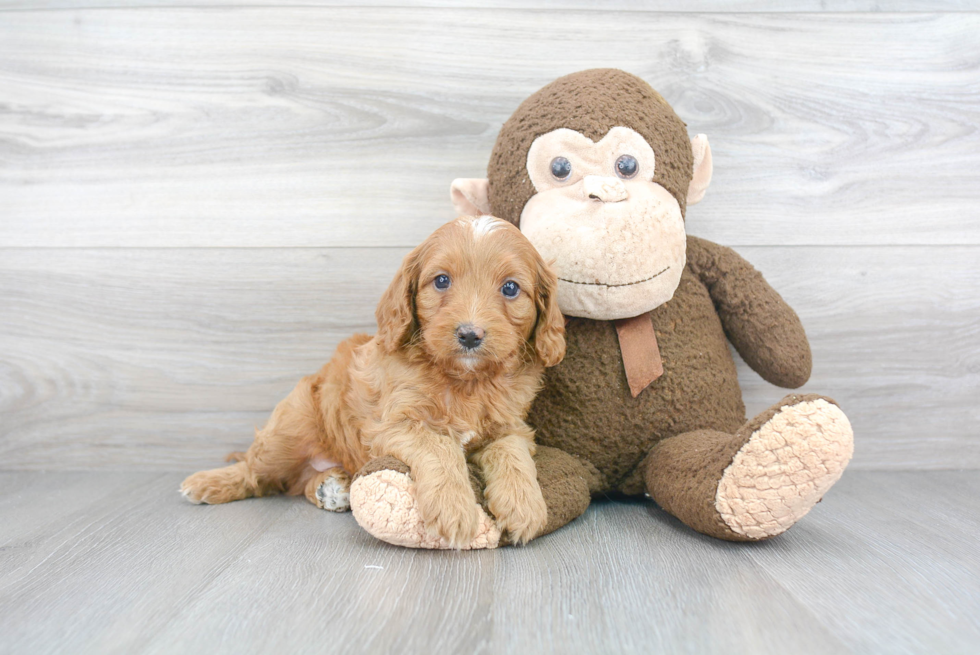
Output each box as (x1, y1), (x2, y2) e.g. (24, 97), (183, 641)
(450, 178), (492, 216)
(375, 247), (422, 353)
(687, 134), (713, 206)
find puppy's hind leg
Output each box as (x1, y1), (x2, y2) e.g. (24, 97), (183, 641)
(304, 468), (352, 512)
(181, 375), (323, 505)
(181, 460), (257, 505)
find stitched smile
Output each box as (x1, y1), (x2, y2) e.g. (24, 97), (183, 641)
(559, 266), (670, 288)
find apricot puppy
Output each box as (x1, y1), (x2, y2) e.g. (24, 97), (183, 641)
(181, 216), (565, 547)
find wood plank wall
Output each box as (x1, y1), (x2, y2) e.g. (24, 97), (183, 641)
(1, 3), (978, 470)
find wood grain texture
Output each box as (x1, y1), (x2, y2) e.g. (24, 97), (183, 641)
(1, 10), (978, 247)
(1, 245), (977, 471)
(743, 471), (980, 654)
(2, 2), (980, 11)
(0, 471), (977, 654)
(0, 7), (975, 652)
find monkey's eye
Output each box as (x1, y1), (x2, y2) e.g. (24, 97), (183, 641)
(434, 274), (451, 291)
(501, 280), (520, 299)
(550, 157), (572, 180)
(615, 154), (639, 179)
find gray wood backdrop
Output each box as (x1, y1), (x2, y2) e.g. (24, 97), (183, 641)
(1, 2), (978, 471)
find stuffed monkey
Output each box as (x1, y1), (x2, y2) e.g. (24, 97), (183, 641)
(349, 69), (854, 547)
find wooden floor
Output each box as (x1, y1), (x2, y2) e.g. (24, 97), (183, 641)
(0, 470), (977, 654)
(2, 3), (979, 654)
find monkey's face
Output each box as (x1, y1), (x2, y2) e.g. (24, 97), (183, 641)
(519, 127), (686, 321)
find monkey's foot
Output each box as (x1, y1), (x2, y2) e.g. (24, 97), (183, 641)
(716, 395), (854, 540)
(350, 459), (500, 550)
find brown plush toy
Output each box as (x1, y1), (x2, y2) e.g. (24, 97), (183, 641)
(349, 69), (854, 548)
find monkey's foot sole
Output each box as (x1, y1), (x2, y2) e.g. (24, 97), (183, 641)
(350, 469), (501, 550)
(716, 397), (854, 540)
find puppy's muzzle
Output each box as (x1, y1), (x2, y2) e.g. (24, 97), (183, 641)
(456, 324), (485, 350)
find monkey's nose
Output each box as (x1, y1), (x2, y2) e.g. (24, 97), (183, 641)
(456, 324), (485, 350)
(583, 175), (628, 203)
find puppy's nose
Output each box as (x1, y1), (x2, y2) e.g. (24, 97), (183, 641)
(456, 324), (485, 349)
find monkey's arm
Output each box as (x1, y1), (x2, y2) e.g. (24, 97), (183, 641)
(685, 235), (811, 388)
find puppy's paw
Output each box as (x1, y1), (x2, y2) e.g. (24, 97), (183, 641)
(417, 480), (482, 549)
(180, 466), (250, 505)
(314, 471), (351, 512)
(180, 473), (209, 504)
(485, 477), (548, 545)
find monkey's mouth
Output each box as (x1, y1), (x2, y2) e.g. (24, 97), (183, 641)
(558, 266), (670, 289)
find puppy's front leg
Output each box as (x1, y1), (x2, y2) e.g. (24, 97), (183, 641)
(472, 430), (548, 545)
(379, 426), (481, 549)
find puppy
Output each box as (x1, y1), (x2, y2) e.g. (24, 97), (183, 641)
(180, 216), (566, 547)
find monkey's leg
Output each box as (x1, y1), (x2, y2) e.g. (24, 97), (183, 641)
(348, 446), (594, 548)
(643, 394), (853, 541)
(532, 445), (596, 539)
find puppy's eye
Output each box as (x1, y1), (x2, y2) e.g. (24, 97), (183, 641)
(615, 154), (638, 179)
(550, 157), (572, 180)
(501, 280), (520, 299)
(434, 274), (451, 291)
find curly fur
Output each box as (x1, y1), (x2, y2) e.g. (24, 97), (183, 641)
(180, 217), (564, 547)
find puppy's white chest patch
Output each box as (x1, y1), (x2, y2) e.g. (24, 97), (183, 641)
(459, 430), (477, 446)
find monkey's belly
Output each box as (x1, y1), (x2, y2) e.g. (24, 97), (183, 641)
(526, 267), (746, 494)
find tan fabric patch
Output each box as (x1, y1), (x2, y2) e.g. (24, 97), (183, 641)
(582, 175), (628, 203)
(350, 469), (501, 550)
(614, 314), (663, 397)
(687, 134), (712, 206)
(450, 177), (492, 216)
(716, 399), (854, 539)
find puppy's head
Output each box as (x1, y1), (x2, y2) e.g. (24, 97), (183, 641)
(375, 216), (565, 376)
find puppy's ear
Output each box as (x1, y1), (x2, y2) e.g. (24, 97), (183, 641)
(531, 255), (566, 368)
(376, 246), (423, 353)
